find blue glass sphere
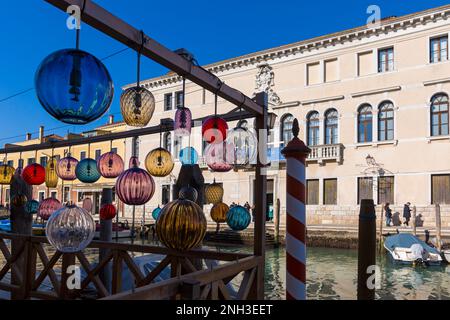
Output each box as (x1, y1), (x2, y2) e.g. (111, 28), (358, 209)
(35, 49), (114, 124)
(25, 200), (40, 214)
(152, 206), (162, 220)
(179, 147), (198, 165)
(226, 205), (251, 231)
(75, 158), (101, 183)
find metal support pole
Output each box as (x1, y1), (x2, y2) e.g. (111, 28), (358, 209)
(435, 203), (442, 252)
(357, 199), (376, 300)
(412, 205), (417, 236)
(274, 198), (280, 245)
(250, 92), (268, 300)
(99, 188), (113, 293)
(281, 119), (311, 300)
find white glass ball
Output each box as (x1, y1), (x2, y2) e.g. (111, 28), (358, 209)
(225, 126), (257, 165)
(45, 205), (95, 253)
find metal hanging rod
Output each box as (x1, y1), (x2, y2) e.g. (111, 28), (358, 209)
(44, 0), (263, 115)
(0, 110), (253, 154)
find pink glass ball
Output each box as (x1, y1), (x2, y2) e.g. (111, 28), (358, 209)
(204, 141), (235, 172)
(174, 106), (192, 137)
(57, 155), (79, 181)
(38, 198), (63, 221)
(97, 151), (124, 178)
(115, 156), (155, 205)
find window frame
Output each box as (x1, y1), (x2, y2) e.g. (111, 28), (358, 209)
(164, 93), (173, 111)
(306, 179), (320, 205)
(307, 111), (320, 146)
(357, 177), (374, 205)
(378, 101), (395, 141)
(430, 93), (449, 137)
(280, 114), (294, 145)
(358, 104), (373, 143)
(323, 178), (337, 205)
(430, 35), (448, 63)
(431, 174), (450, 204)
(377, 176), (394, 204)
(378, 47), (394, 73)
(324, 109), (338, 145)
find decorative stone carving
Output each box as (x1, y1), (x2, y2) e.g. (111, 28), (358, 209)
(254, 64), (282, 105)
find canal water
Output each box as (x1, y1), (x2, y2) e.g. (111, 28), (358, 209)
(211, 245), (450, 300)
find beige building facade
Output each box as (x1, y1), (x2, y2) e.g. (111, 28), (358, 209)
(122, 5), (450, 228)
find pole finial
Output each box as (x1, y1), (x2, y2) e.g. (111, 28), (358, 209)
(292, 118), (299, 138)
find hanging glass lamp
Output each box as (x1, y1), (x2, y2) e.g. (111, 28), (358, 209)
(210, 202), (229, 224)
(35, 49), (114, 125)
(22, 163), (45, 185)
(25, 200), (40, 214)
(115, 156), (155, 206)
(45, 157), (59, 188)
(38, 198), (62, 221)
(226, 205), (251, 231)
(76, 158), (101, 183)
(179, 147), (198, 165)
(11, 194), (28, 207)
(46, 205), (95, 253)
(202, 116), (228, 144)
(179, 185), (198, 202)
(204, 141), (235, 172)
(226, 124), (258, 166)
(204, 179), (224, 204)
(82, 198), (93, 213)
(152, 206), (162, 220)
(100, 204), (117, 220)
(174, 77), (192, 137)
(145, 147), (174, 177)
(57, 154), (79, 181)
(97, 151), (124, 178)
(0, 164), (15, 185)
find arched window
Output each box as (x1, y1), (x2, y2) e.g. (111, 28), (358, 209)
(378, 101), (394, 141)
(163, 132), (171, 153)
(431, 93), (449, 136)
(358, 104), (373, 143)
(280, 114), (294, 144)
(325, 109), (338, 144)
(307, 111), (320, 146)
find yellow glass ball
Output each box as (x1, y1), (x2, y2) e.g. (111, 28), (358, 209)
(120, 86), (155, 127)
(0, 164), (15, 185)
(156, 199), (206, 251)
(45, 157), (58, 188)
(204, 181), (224, 204)
(11, 194), (28, 207)
(210, 202), (229, 223)
(145, 147), (174, 177)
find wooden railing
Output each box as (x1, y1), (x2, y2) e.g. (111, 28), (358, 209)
(0, 232), (260, 300)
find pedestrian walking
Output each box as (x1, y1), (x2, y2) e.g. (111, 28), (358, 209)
(385, 203), (392, 227)
(403, 202), (412, 226)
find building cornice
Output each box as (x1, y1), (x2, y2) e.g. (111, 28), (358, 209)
(129, 5), (450, 91)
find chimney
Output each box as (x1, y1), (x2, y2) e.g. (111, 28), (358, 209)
(108, 115), (114, 125)
(26, 133), (32, 141)
(39, 126), (44, 142)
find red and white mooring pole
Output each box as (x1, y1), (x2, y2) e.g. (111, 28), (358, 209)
(281, 118), (311, 300)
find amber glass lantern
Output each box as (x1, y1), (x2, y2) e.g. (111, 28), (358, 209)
(0, 164), (15, 185)
(145, 147), (174, 177)
(116, 156), (155, 205)
(45, 157), (58, 188)
(11, 194), (28, 207)
(57, 154), (78, 181)
(204, 179), (224, 204)
(120, 86), (155, 127)
(156, 198), (206, 251)
(97, 151), (124, 178)
(210, 202), (229, 224)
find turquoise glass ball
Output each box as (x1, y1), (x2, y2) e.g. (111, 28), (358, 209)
(75, 158), (101, 183)
(179, 147), (198, 165)
(226, 205), (251, 231)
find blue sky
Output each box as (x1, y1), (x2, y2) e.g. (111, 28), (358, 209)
(0, 0), (448, 144)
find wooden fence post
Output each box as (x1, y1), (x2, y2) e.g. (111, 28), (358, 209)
(99, 188), (113, 293)
(412, 206), (417, 236)
(435, 203), (442, 252)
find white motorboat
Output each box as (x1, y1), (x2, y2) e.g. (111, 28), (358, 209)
(384, 233), (443, 266)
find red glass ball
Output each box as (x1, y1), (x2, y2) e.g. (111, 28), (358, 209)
(22, 163), (45, 185)
(202, 116), (228, 144)
(100, 204), (117, 220)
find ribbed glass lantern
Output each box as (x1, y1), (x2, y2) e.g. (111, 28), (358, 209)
(179, 185), (198, 202)
(45, 157), (58, 188)
(120, 86), (155, 127)
(202, 116), (228, 144)
(100, 204), (116, 220)
(75, 158), (101, 183)
(82, 198), (93, 213)
(0, 164), (15, 185)
(115, 156), (155, 205)
(97, 151), (124, 178)
(38, 198), (62, 221)
(204, 141), (234, 172)
(156, 199), (207, 251)
(226, 205), (251, 231)
(174, 106), (192, 137)
(25, 200), (40, 214)
(226, 126), (258, 166)
(210, 202), (229, 224)
(152, 206), (162, 220)
(145, 147), (174, 177)
(11, 194), (28, 207)
(179, 147), (198, 165)
(22, 163), (45, 185)
(204, 179), (224, 204)
(46, 205), (95, 253)
(57, 155), (78, 181)
(35, 49), (114, 125)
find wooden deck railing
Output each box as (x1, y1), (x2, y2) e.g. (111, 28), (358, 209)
(0, 232), (260, 300)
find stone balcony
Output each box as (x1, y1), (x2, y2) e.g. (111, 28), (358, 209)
(307, 144), (344, 165)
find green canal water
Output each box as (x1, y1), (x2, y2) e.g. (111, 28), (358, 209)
(211, 245), (450, 300)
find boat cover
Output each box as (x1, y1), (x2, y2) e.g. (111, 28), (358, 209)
(384, 233), (440, 255)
